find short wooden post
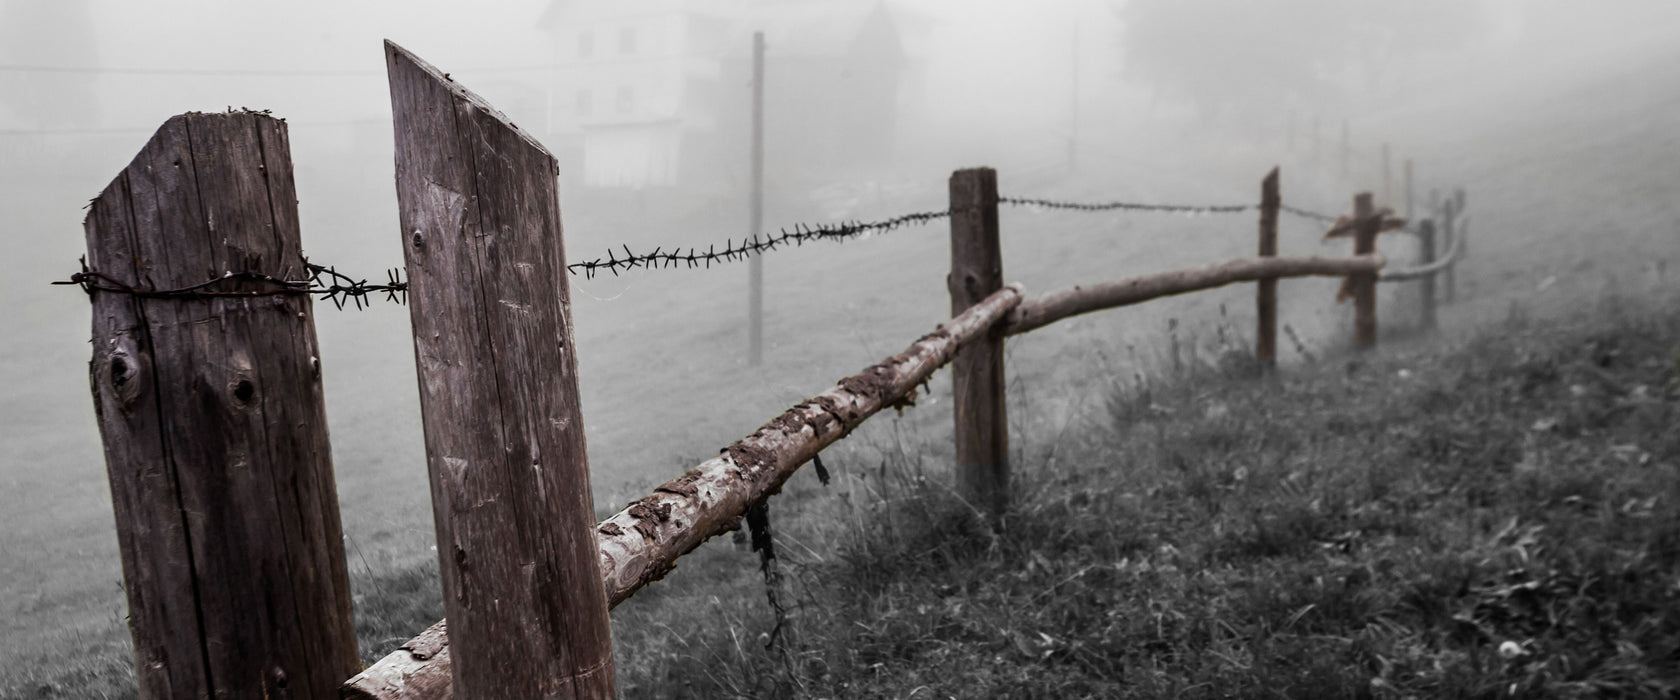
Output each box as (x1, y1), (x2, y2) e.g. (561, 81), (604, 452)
(1441, 194), (1458, 303)
(948, 167), (1008, 519)
(1353, 192), (1379, 348)
(83, 112), (358, 698)
(386, 41), (614, 698)
(1256, 167), (1280, 370)
(1418, 218), (1438, 332)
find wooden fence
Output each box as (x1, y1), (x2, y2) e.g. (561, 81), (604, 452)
(76, 43), (1466, 699)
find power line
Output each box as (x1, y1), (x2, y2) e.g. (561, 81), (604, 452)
(0, 63), (550, 77)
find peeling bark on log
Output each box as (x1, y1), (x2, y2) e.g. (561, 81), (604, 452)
(342, 284), (1026, 700)
(1000, 254), (1385, 337)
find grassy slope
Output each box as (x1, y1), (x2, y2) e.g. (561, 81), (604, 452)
(600, 288), (1680, 699)
(8, 269), (1676, 699)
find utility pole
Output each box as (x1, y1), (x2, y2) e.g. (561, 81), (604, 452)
(748, 31), (765, 366)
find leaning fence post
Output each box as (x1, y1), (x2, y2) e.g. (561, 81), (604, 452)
(1257, 167), (1280, 370)
(82, 111), (359, 698)
(385, 41), (614, 697)
(1353, 192), (1379, 348)
(948, 167), (1008, 519)
(1418, 218), (1438, 332)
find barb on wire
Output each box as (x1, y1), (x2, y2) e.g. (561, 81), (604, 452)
(566, 208), (954, 279)
(1000, 196), (1253, 215)
(53, 256), (408, 310)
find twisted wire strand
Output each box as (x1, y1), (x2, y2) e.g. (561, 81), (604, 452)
(1000, 196), (1253, 215)
(53, 257), (408, 310)
(565, 208), (954, 279)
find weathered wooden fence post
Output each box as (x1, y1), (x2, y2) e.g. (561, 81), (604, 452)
(1256, 167), (1280, 370)
(1353, 192), (1379, 347)
(949, 167), (1008, 519)
(1403, 159), (1414, 224)
(1340, 118), (1350, 178)
(385, 41), (614, 698)
(1441, 193), (1458, 303)
(1381, 142), (1392, 205)
(83, 111), (359, 698)
(1418, 218), (1438, 332)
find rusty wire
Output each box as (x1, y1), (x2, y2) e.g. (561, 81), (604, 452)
(54, 257), (408, 310)
(565, 207), (954, 279)
(56, 193), (1354, 304)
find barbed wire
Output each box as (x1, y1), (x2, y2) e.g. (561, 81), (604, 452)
(1278, 204), (1340, 224)
(54, 193), (1366, 305)
(54, 257), (408, 310)
(1000, 196), (1254, 215)
(565, 208), (954, 279)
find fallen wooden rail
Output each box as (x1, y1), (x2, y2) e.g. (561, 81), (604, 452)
(1379, 217), (1466, 281)
(1000, 253), (1387, 336)
(343, 283), (1026, 700)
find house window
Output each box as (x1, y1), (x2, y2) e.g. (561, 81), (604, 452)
(619, 27), (636, 54)
(578, 31), (594, 59)
(576, 89), (592, 117)
(616, 86), (634, 115)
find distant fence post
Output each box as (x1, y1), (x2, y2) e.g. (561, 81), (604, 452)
(1403, 159), (1414, 223)
(1418, 218), (1438, 332)
(1340, 119), (1350, 177)
(1353, 192), (1379, 348)
(1381, 142), (1392, 205)
(1257, 167), (1280, 370)
(385, 41), (614, 698)
(83, 112), (358, 698)
(948, 167), (1009, 519)
(1441, 193), (1458, 303)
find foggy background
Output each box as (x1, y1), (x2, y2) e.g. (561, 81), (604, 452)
(3, 0), (1677, 686)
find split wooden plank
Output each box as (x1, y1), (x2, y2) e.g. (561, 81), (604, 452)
(383, 41), (612, 699)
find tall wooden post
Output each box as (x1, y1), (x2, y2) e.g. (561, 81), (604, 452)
(83, 111), (358, 698)
(1353, 192), (1379, 348)
(386, 42), (614, 698)
(1256, 167), (1280, 370)
(949, 168), (1008, 519)
(748, 31), (766, 366)
(1418, 218), (1438, 332)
